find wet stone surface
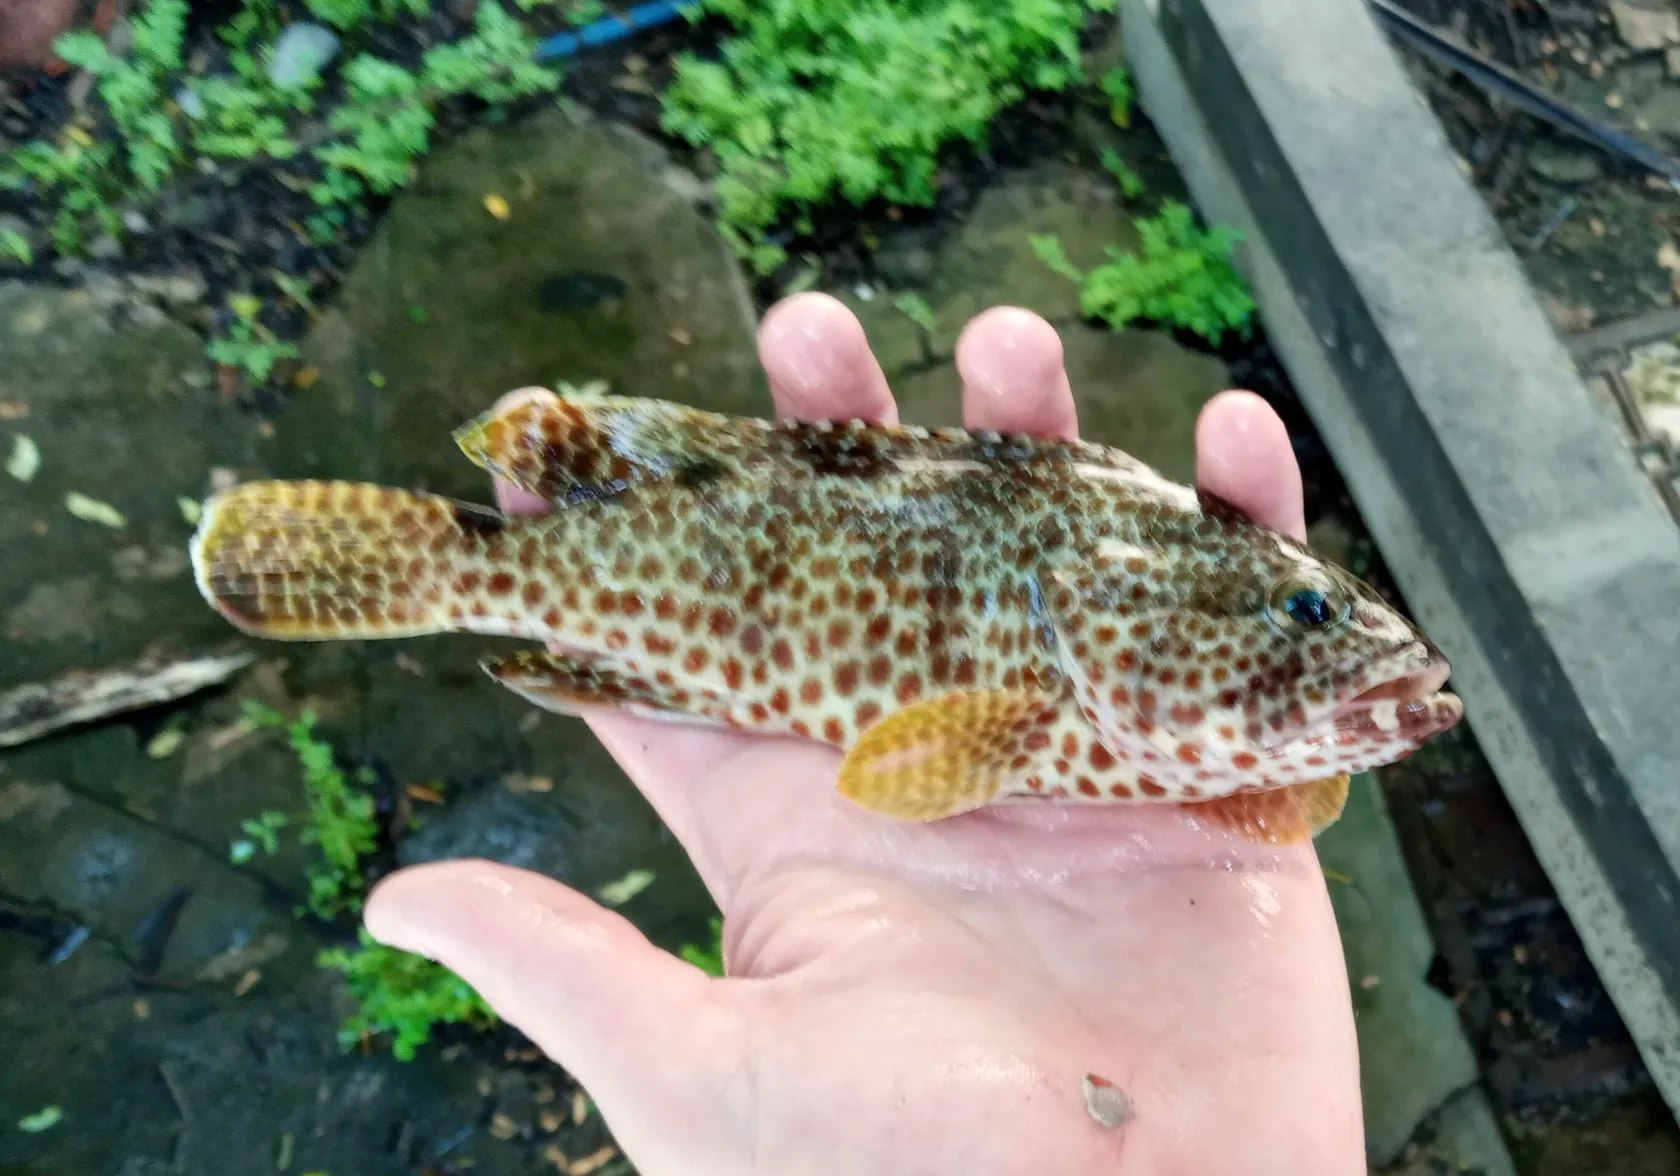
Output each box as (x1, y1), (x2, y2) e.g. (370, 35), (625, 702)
(0, 110), (747, 1175)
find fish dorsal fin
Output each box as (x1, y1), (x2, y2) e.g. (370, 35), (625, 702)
(453, 389), (749, 504)
(457, 389), (1180, 505)
(1181, 775), (1351, 844)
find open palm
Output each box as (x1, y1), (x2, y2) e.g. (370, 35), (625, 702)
(365, 295), (1365, 1175)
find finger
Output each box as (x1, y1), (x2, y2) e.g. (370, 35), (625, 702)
(487, 386), (559, 516)
(758, 292), (898, 424)
(1194, 390), (1306, 541)
(363, 860), (741, 1168)
(953, 307), (1079, 439)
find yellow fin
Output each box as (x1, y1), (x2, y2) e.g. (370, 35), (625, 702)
(189, 480), (491, 640)
(835, 689), (1060, 822)
(1182, 774), (1352, 844)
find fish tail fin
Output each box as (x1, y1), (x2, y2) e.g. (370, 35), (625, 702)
(190, 479), (497, 641)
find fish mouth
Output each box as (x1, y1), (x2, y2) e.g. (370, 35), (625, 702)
(1327, 642), (1463, 742)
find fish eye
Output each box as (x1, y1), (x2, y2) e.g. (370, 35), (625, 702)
(1267, 579), (1348, 631)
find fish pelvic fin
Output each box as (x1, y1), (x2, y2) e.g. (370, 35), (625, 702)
(190, 479), (503, 641)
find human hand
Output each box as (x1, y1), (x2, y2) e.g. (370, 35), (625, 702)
(363, 295), (1364, 1175)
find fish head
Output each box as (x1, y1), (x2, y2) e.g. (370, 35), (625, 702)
(1044, 511), (1462, 796)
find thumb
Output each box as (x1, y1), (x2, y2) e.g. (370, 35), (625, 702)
(363, 859), (744, 1170)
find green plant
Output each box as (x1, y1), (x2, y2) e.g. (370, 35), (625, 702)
(239, 700), (379, 918)
(228, 809), (291, 862)
(2, 0), (559, 260)
(1100, 65), (1133, 127)
(892, 291), (937, 332)
(311, 2), (560, 209)
(1100, 146), (1143, 200)
(661, 0), (1117, 273)
(207, 295), (301, 385)
(318, 929), (498, 1061)
(306, 0), (429, 29)
(2, 0), (189, 252)
(1031, 200), (1254, 344)
(679, 915), (725, 976)
(0, 229), (32, 265)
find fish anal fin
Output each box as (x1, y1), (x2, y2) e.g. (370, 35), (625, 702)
(836, 689), (1061, 822)
(482, 650), (731, 727)
(1182, 774), (1352, 844)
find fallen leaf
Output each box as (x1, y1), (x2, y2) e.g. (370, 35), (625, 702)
(133, 998), (150, 1019)
(1322, 867), (1353, 885)
(233, 968), (261, 996)
(196, 932), (289, 982)
(6, 435), (40, 482)
(484, 193), (512, 220)
(18, 1106), (61, 1132)
(293, 366), (320, 389)
(406, 784), (445, 804)
(1657, 241), (1680, 273)
(569, 1145), (619, 1176)
(177, 497), (202, 525)
(597, 868), (656, 907)
(146, 728), (186, 759)
(0, 401), (27, 419)
(669, 326), (692, 345)
(1360, 974), (1381, 989)
(65, 492), (126, 528)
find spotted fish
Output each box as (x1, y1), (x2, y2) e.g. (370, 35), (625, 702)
(188, 388), (1463, 842)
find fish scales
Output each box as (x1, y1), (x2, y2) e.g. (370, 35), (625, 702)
(190, 389), (1463, 842)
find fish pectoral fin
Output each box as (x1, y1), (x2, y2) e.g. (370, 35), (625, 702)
(835, 689), (1061, 822)
(481, 651), (730, 726)
(1180, 774), (1352, 844)
(453, 389), (733, 503)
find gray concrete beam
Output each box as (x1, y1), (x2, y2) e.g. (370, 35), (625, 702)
(1120, 0), (1680, 1121)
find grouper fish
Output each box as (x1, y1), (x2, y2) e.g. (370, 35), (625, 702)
(189, 387), (1463, 843)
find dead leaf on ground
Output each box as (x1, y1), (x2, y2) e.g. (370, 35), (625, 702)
(196, 932), (288, 982)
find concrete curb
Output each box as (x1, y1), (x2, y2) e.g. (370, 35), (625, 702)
(1120, 0), (1680, 1128)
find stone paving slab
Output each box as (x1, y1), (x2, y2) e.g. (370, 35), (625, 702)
(1120, 0), (1680, 1132)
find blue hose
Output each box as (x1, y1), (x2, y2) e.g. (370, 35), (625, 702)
(533, 1), (699, 62)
